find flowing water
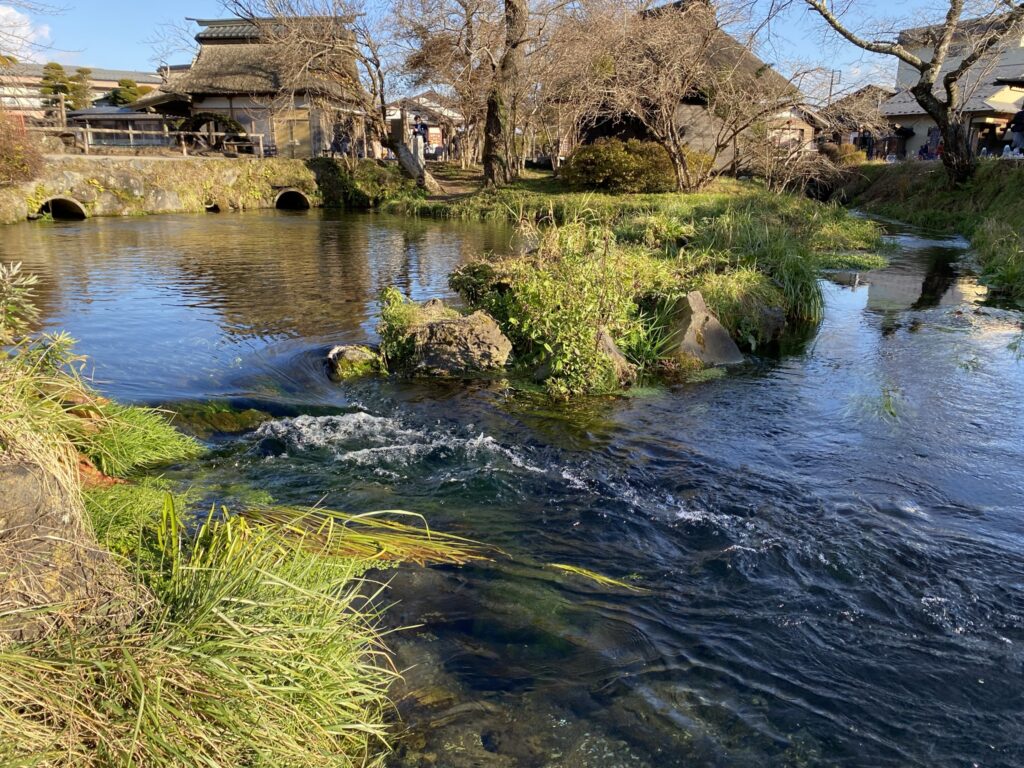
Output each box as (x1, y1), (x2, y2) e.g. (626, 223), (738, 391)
(3, 210), (1023, 767)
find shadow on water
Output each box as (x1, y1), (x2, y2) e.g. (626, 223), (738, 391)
(3, 211), (1024, 767)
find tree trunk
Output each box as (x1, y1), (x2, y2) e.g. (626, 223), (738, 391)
(665, 142), (689, 193)
(394, 141), (444, 196)
(483, 0), (528, 188)
(910, 83), (977, 188)
(939, 118), (977, 187)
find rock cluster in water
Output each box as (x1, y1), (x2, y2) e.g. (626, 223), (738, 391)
(329, 297), (513, 381)
(329, 292), (749, 389)
(672, 291), (746, 366)
(328, 345), (384, 380)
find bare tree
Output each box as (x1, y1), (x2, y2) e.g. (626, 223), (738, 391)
(393, 0), (502, 168)
(147, 18), (200, 73)
(568, 0), (805, 191)
(0, 0), (59, 64)
(222, 0), (443, 192)
(798, 0), (1024, 186)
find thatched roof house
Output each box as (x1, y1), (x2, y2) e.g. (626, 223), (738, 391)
(583, 0), (814, 165)
(139, 17), (362, 157)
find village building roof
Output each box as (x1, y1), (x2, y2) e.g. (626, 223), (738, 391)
(882, 13), (1024, 117)
(153, 18), (359, 104)
(881, 55), (1024, 117)
(644, 0), (797, 99)
(388, 90), (465, 125)
(171, 42), (284, 96)
(896, 14), (1019, 47)
(130, 88), (189, 110)
(1, 62), (162, 85)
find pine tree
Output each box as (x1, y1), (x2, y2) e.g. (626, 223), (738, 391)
(68, 68), (94, 110)
(110, 78), (143, 105)
(39, 62), (70, 99)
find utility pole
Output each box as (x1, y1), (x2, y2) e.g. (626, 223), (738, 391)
(826, 70), (841, 106)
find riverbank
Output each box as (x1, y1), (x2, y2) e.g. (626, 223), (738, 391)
(0, 269), (487, 766)
(842, 160), (1024, 302)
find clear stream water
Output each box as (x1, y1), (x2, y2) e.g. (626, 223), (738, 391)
(2, 210), (1023, 767)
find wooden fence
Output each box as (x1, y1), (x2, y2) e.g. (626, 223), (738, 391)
(24, 125), (268, 158)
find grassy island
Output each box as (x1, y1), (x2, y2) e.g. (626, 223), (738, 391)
(381, 174), (886, 398)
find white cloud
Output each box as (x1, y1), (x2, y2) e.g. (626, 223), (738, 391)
(0, 4), (53, 61)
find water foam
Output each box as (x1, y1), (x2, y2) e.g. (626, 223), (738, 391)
(254, 411), (548, 474)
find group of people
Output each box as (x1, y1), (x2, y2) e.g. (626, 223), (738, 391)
(918, 108), (1024, 161)
(409, 114), (458, 163)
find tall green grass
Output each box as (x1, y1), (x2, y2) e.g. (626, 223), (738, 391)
(438, 182), (886, 396)
(972, 219), (1024, 303)
(0, 496), (396, 768)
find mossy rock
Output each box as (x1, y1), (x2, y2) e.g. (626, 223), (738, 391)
(167, 402), (272, 438)
(326, 345), (384, 380)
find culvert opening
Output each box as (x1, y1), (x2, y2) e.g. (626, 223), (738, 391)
(205, 202), (221, 213)
(275, 189), (311, 211)
(37, 197), (87, 221)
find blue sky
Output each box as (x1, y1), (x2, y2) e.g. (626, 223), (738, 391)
(2, 0), (933, 96)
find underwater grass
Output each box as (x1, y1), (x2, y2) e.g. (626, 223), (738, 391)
(547, 563), (648, 593)
(240, 504), (495, 566)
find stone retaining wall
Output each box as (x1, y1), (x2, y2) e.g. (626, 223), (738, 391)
(0, 156), (323, 225)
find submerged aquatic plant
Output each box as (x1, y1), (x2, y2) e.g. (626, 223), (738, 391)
(547, 563), (648, 593)
(241, 504), (494, 565)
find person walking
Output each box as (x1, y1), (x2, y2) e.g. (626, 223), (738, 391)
(1010, 109), (1024, 151)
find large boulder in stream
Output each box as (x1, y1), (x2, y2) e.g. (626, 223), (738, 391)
(672, 291), (745, 366)
(0, 463), (142, 645)
(403, 299), (513, 376)
(327, 344), (383, 380)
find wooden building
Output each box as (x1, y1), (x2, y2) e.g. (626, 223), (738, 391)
(137, 18), (361, 158)
(0, 63), (161, 122)
(881, 18), (1024, 157)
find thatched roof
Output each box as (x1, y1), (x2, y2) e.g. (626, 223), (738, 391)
(643, 1), (797, 99)
(173, 43), (283, 96)
(161, 18), (361, 104)
(897, 14), (1020, 47)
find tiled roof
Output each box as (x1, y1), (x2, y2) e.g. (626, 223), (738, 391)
(3, 62), (162, 84)
(882, 58), (1024, 117)
(195, 21), (262, 42)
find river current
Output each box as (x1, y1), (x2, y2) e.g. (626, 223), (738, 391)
(3, 210), (1023, 767)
